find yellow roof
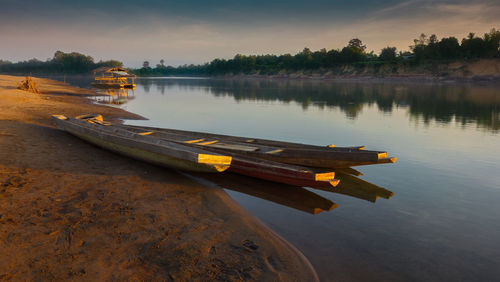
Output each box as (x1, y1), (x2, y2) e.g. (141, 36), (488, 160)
(92, 67), (135, 77)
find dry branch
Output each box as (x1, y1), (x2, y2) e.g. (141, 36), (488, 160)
(17, 76), (40, 93)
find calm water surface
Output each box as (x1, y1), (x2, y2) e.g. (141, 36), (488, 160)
(69, 77), (500, 281)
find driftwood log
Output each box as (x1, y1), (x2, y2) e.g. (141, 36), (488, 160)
(17, 76), (39, 93)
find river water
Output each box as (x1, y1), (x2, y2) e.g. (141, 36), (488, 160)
(63, 76), (500, 281)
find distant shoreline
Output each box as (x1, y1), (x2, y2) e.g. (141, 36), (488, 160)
(140, 58), (500, 85)
(5, 58), (500, 85)
(6, 72), (500, 84)
(214, 73), (500, 85)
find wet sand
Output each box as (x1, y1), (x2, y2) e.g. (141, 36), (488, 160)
(0, 75), (317, 281)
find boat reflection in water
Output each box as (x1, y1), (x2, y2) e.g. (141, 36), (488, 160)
(192, 173), (337, 215)
(333, 169), (394, 203)
(191, 169), (393, 215)
(91, 88), (135, 105)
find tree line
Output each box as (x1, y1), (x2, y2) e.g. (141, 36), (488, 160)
(134, 28), (500, 76)
(0, 28), (498, 76)
(0, 51), (123, 74)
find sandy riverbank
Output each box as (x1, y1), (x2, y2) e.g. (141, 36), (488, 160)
(0, 75), (318, 281)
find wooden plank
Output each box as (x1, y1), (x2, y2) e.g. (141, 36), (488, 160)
(205, 142), (260, 152)
(184, 138), (205, 143)
(266, 149), (284, 154)
(315, 172), (336, 181)
(197, 140), (218, 145)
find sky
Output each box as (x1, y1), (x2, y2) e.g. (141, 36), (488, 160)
(0, 0), (499, 67)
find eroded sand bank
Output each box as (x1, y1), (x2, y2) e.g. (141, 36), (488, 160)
(0, 75), (318, 281)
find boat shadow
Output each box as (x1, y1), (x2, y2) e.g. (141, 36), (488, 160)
(189, 170), (394, 215)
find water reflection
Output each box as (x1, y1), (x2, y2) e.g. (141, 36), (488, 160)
(137, 78), (499, 132)
(194, 173), (337, 215)
(334, 170), (394, 203)
(91, 88), (135, 105)
(191, 170), (393, 215)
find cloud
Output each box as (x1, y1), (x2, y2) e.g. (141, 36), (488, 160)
(312, 0), (500, 53)
(0, 0), (499, 66)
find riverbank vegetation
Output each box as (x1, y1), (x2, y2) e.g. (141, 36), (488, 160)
(1, 28), (498, 77)
(134, 28), (500, 76)
(0, 51), (122, 74)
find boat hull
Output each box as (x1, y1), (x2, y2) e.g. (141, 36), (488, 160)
(52, 115), (230, 173)
(91, 82), (136, 89)
(236, 150), (396, 168)
(117, 124), (396, 168)
(227, 157), (339, 191)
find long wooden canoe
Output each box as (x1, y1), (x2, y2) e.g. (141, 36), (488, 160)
(116, 124), (396, 168)
(119, 124), (365, 151)
(52, 115), (231, 173)
(71, 114), (340, 189)
(225, 154), (339, 190)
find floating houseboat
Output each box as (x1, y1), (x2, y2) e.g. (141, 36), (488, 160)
(91, 67), (136, 89)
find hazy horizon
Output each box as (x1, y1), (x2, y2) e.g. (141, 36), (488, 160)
(1, 0), (499, 67)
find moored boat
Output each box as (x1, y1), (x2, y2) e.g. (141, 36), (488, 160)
(53, 115), (340, 189)
(52, 115), (231, 173)
(225, 154), (339, 190)
(117, 124), (397, 168)
(91, 67), (136, 89)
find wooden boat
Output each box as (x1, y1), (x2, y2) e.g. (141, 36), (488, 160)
(117, 124), (397, 168)
(51, 115), (231, 173)
(55, 115), (340, 189)
(192, 173), (337, 215)
(91, 67), (136, 89)
(224, 154), (339, 190)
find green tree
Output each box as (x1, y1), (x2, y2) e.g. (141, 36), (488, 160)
(96, 60), (123, 68)
(325, 49), (341, 66)
(379, 47), (397, 61)
(461, 33), (486, 58)
(411, 33), (428, 61)
(483, 28), (500, 57)
(340, 39), (367, 63)
(348, 38), (366, 52)
(438, 37), (461, 59)
(295, 48), (314, 69)
(52, 51), (94, 73)
(425, 34), (440, 59)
